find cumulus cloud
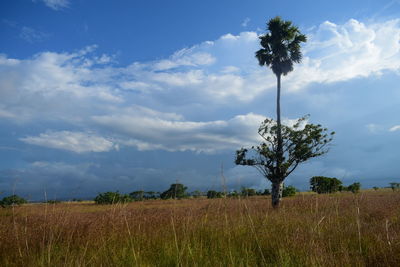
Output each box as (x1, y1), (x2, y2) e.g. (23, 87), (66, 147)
(285, 19), (400, 91)
(2, 18), (400, 153)
(20, 131), (118, 153)
(93, 106), (265, 153)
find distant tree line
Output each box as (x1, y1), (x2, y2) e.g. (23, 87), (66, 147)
(310, 176), (361, 194)
(92, 183), (300, 204)
(0, 180), (397, 206)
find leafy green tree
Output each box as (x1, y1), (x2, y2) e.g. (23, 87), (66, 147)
(227, 190), (240, 198)
(160, 184), (188, 199)
(237, 17), (333, 208)
(236, 116), (334, 208)
(94, 191), (132, 204)
(0, 194), (27, 207)
(282, 185), (297, 197)
(346, 182), (361, 193)
(253, 17), (306, 208)
(129, 190), (144, 201)
(241, 187), (257, 197)
(207, 190), (224, 199)
(310, 176), (343, 194)
(262, 189), (271, 196)
(373, 186), (379, 191)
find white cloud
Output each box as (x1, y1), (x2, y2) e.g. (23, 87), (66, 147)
(389, 125), (400, 132)
(20, 131), (118, 153)
(39, 0), (70, 10)
(152, 50), (215, 71)
(287, 19), (400, 91)
(2, 18), (400, 152)
(0, 47), (122, 121)
(93, 107), (265, 153)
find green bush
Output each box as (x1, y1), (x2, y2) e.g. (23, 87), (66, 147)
(1, 195), (27, 207)
(346, 182), (361, 193)
(241, 187), (257, 197)
(160, 184), (188, 199)
(310, 176), (342, 194)
(94, 191), (132, 204)
(129, 191), (144, 201)
(261, 189), (271, 196)
(282, 185), (297, 197)
(207, 190), (224, 199)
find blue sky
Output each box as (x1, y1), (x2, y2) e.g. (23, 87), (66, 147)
(1, 0), (400, 200)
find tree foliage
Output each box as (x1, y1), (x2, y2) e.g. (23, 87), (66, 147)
(129, 190), (145, 201)
(248, 16), (310, 208)
(207, 190), (224, 199)
(160, 184), (188, 199)
(241, 187), (257, 197)
(236, 116), (334, 185)
(346, 182), (361, 194)
(310, 176), (343, 194)
(256, 16), (307, 77)
(282, 185), (297, 197)
(94, 191), (131, 204)
(0, 194), (27, 207)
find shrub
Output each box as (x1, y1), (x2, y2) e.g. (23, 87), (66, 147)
(241, 187), (257, 197)
(94, 191), (132, 204)
(310, 176), (342, 194)
(1, 195), (27, 207)
(207, 190), (224, 199)
(160, 184), (188, 199)
(129, 191), (144, 201)
(261, 189), (271, 196)
(282, 185), (297, 197)
(346, 182), (361, 193)
(227, 191), (239, 198)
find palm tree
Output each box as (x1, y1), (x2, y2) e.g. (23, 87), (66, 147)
(255, 17), (306, 207)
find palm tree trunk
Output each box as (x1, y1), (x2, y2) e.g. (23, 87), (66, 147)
(272, 73), (283, 208)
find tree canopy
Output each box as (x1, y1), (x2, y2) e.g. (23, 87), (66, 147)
(310, 176), (343, 194)
(236, 116), (334, 185)
(256, 16), (307, 77)
(160, 184), (188, 199)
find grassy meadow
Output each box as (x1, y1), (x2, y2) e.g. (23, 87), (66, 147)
(0, 191), (399, 266)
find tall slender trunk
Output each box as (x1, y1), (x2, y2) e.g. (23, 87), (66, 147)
(276, 74), (282, 163)
(271, 181), (283, 208)
(272, 73), (284, 208)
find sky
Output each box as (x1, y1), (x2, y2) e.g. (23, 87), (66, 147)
(1, 0), (400, 200)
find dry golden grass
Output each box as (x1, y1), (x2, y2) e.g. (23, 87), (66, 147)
(0, 191), (399, 266)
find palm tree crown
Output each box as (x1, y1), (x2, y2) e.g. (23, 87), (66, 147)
(256, 16), (306, 77)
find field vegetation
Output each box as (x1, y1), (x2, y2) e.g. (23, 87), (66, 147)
(1, 190), (399, 266)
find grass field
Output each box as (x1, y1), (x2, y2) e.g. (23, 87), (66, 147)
(0, 191), (399, 266)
